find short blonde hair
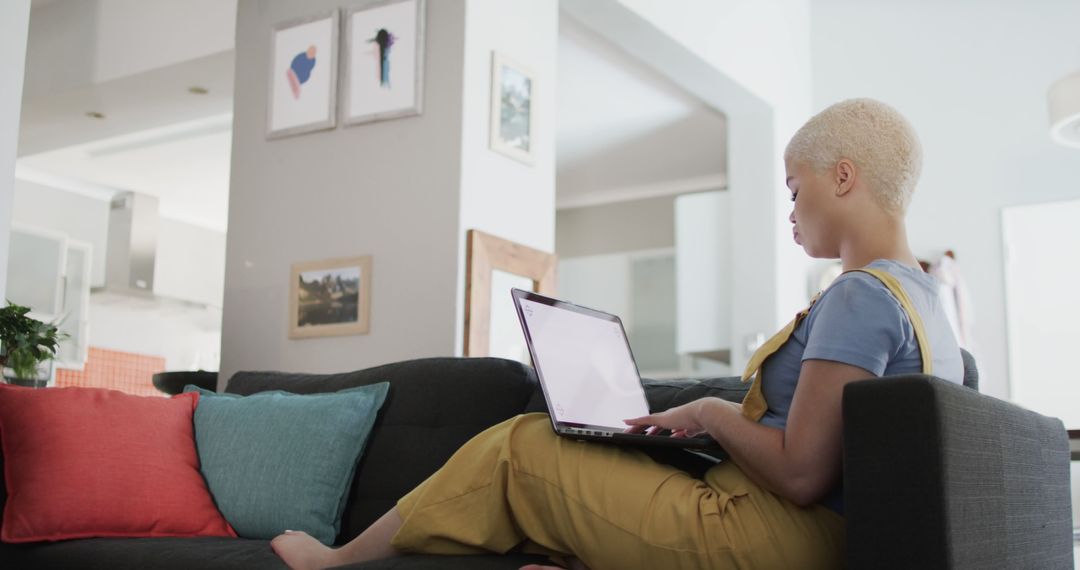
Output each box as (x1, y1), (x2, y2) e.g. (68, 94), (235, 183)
(785, 98), (922, 214)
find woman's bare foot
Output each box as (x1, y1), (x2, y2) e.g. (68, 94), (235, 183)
(270, 530), (344, 570)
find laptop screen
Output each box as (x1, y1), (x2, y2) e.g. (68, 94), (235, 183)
(517, 295), (650, 429)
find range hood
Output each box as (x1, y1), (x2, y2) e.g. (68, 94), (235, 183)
(102, 191), (159, 296)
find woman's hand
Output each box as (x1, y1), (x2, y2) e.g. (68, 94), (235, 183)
(623, 397), (735, 438)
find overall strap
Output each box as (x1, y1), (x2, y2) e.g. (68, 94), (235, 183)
(739, 292), (821, 421)
(740, 266), (933, 422)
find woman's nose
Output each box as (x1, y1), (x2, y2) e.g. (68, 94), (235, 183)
(789, 210), (796, 223)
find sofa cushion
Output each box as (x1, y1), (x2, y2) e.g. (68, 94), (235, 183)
(225, 357), (540, 545)
(185, 384), (389, 545)
(641, 376), (749, 410)
(0, 385), (235, 543)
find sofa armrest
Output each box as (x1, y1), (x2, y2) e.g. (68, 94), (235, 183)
(842, 375), (1073, 570)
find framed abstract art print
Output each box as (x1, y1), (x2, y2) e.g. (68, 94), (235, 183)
(342, 0), (426, 125)
(267, 11), (339, 139)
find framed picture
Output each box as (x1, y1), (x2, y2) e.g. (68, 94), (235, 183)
(289, 256), (372, 339)
(342, 0), (426, 125)
(267, 11), (339, 139)
(463, 230), (556, 360)
(489, 52), (535, 165)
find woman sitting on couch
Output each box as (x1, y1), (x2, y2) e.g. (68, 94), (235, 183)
(271, 98), (965, 570)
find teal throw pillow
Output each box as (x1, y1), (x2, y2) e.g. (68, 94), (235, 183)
(184, 383), (389, 545)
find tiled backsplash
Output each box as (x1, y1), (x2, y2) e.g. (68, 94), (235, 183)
(56, 347), (165, 397)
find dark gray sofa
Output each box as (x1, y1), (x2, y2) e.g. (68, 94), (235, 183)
(0, 354), (1072, 569)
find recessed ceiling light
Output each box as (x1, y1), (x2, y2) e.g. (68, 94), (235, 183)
(188, 86), (209, 95)
(86, 111), (105, 119)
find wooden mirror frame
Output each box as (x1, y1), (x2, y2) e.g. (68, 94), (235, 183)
(463, 229), (557, 357)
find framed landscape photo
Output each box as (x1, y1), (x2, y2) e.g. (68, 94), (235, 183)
(267, 11), (339, 139)
(343, 0), (426, 125)
(489, 52), (535, 165)
(289, 256), (372, 339)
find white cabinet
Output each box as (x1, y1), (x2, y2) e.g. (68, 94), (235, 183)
(6, 224), (66, 319)
(57, 240), (91, 367)
(675, 190), (731, 361)
(5, 224), (92, 368)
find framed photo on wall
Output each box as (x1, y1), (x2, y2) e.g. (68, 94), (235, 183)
(489, 52), (535, 165)
(289, 256), (373, 339)
(342, 0), (426, 125)
(267, 11), (339, 139)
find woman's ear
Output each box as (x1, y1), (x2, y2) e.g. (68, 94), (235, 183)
(834, 159), (856, 196)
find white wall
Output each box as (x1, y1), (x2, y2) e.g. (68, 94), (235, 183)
(155, 217), (226, 307)
(811, 0), (1080, 400)
(556, 195), (674, 258)
(456, 0), (558, 255)
(87, 297), (222, 371)
(222, 0), (468, 383)
(0, 1), (31, 302)
(454, 0), (559, 355)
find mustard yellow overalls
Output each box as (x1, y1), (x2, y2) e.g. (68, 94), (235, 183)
(390, 268), (932, 569)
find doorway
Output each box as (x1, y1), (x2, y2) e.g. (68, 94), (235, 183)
(554, 11), (729, 378)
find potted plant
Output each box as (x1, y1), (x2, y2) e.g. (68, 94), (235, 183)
(0, 302), (63, 388)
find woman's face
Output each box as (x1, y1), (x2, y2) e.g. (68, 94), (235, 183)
(785, 159), (841, 259)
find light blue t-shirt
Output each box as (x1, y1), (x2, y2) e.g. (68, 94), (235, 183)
(757, 259), (964, 513)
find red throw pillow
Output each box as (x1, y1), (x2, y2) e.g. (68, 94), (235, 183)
(0, 384), (236, 542)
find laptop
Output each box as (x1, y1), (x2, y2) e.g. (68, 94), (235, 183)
(511, 288), (725, 453)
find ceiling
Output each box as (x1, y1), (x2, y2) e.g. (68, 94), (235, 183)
(17, 0), (237, 231)
(16, 4), (727, 233)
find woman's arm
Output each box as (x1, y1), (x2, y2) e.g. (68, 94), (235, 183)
(626, 359), (875, 507)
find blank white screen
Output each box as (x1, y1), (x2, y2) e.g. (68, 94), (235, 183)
(520, 299), (649, 428)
